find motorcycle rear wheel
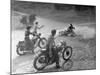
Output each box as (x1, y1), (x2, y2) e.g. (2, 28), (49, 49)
(33, 53), (47, 71)
(62, 59), (73, 71)
(62, 46), (72, 60)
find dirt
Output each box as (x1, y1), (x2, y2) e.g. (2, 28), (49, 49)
(11, 10), (96, 74)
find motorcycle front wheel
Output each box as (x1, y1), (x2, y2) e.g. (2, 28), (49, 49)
(33, 53), (48, 71)
(38, 38), (47, 48)
(62, 46), (72, 60)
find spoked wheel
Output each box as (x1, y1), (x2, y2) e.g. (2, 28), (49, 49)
(38, 38), (47, 48)
(34, 54), (47, 71)
(62, 46), (72, 60)
(62, 59), (73, 71)
(16, 46), (25, 56)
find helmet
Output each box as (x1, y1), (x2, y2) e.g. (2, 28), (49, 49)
(51, 29), (56, 35)
(70, 24), (73, 26)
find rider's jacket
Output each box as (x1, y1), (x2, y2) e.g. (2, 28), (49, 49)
(24, 30), (33, 50)
(25, 30), (33, 41)
(47, 35), (55, 56)
(25, 30), (31, 37)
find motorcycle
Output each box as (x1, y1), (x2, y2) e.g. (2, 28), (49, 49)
(16, 33), (47, 55)
(33, 41), (73, 71)
(59, 27), (76, 37)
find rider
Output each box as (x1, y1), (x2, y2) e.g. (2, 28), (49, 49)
(25, 26), (33, 50)
(67, 24), (75, 32)
(47, 29), (60, 69)
(21, 14), (36, 50)
(32, 22), (44, 35)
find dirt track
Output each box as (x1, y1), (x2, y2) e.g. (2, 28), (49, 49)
(12, 35), (96, 74)
(11, 9), (96, 74)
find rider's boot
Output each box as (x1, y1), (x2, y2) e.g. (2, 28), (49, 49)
(55, 60), (60, 69)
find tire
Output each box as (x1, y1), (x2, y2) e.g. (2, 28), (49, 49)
(33, 53), (47, 70)
(38, 38), (47, 48)
(62, 59), (73, 71)
(16, 46), (25, 56)
(62, 46), (72, 60)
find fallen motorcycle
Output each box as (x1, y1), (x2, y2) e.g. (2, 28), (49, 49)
(16, 33), (47, 55)
(59, 29), (76, 37)
(33, 41), (73, 71)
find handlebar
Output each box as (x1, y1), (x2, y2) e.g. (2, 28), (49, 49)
(32, 33), (41, 37)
